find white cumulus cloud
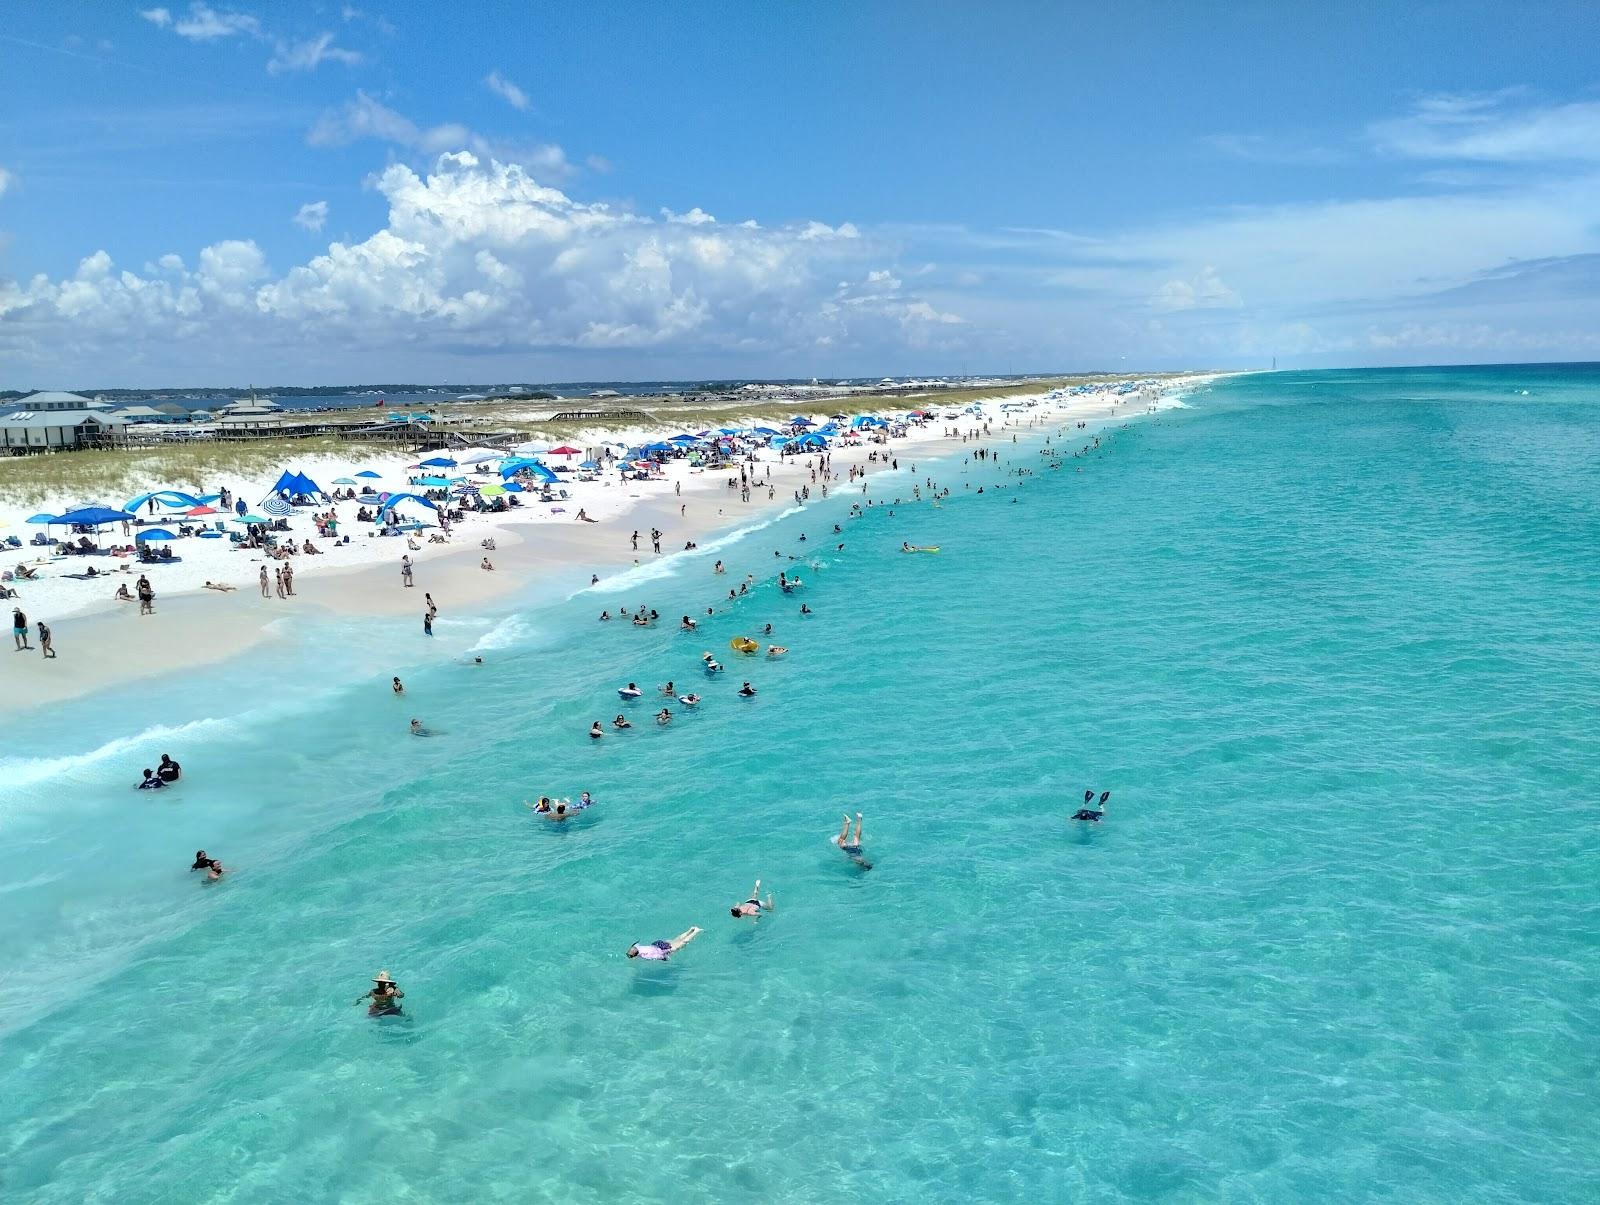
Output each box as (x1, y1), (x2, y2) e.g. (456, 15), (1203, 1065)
(294, 200), (329, 232)
(485, 71), (530, 112)
(156, 3), (261, 41)
(0, 152), (955, 379)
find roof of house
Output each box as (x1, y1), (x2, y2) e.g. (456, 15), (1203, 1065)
(14, 390), (94, 406)
(0, 409), (126, 428)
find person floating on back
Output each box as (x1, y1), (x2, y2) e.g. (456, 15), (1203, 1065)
(1072, 790), (1111, 822)
(627, 927), (702, 961)
(730, 880), (774, 920)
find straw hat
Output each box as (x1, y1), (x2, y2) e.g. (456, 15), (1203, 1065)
(373, 970), (395, 984)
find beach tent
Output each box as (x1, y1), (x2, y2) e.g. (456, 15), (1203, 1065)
(124, 490), (204, 512)
(418, 456), (458, 468)
(455, 449), (502, 465)
(262, 470), (327, 501)
(135, 528), (177, 542)
(375, 493), (439, 521)
(791, 433), (828, 448)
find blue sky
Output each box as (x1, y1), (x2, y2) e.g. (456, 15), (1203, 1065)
(3, 1), (1600, 386)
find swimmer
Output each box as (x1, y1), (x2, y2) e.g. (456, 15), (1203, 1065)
(576, 791), (595, 809)
(714, 560), (725, 574)
(409, 719), (428, 736)
(766, 645), (787, 658)
(678, 693), (702, 707)
(730, 879), (774, 920)
(527, 796), (554, 813)
(626, 927), (702, 960)
(190, 850), (211, 871)
(680, 615), (697, 631)
(656, 708), (673, 725)
(589, 721), (604, 740)
(762, 623), (773, 636)
(356, 970), (404, 1016)
(137, 768), (165, 790)
(660, 681), (676, 696)
(392, 676), (404, 694)
(702, 653), (723, 673)
(203, 858), (226, 881)
(599, 610), (611, 621)
(832, 812), (872, 869)
(157, 754), (182, 783)
(800, 604), (813, 615)
(1071, 790), (1111, 822)
(737, 681), (757, 697)
(613, 714), (632, 730)
(618, 682), (642, 699)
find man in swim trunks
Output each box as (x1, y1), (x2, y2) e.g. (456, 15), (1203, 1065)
(626, 927), (702, 960)
(833, 812), (871, 869)
(730, 880), (774, 920)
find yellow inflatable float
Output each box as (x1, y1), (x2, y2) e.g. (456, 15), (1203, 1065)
(729, 636), (760, 653)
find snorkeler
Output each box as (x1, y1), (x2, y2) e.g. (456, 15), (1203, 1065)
(1071, 790), (1111, 822)
(730, 879), (774, 920)
(356, 971), (404, 1016)
(626, 927), (702, 960)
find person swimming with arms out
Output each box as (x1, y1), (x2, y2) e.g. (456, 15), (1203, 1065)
(357, 970), (404, 1016)
(730, 879), (774, 920)
(832, 812), (872, 869)
(613, 714), (633, 730)
(737, 682), (757, 697)
(656, 708), (673, 725)
(626, 927), (701, 961)
(1072, 790), (1111, 822)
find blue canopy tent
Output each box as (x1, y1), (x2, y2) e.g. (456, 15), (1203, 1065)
(135, 528), (177, 542)
(791, 433), (829, 448)
(374, 493), (439, 523)
(499, 459), (558, 483)
(788, 416), (814, 427)
(578, 459), (599, 470)
(669, 433), (697, 443)
(418, 456), (458, 469)
(642, 442), (675, 455)
(414, 476), (460, 488)
(57, 506), (136, 526)
(753, 426), (780, 437)
(716, 427), (741, 436)
(262, 470), (328, 503)
(124, 490), (204, 512)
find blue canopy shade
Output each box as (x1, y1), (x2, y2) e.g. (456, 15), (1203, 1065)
(375, 493), (439, 520)
(753, 426), (780, 436)
(499, 459), (558, 483)
(578, 459), (599, 469)
(789, 416), (814, 426)
(124, 490), (203, 512)
(264, 470), (327, 500)
(791, 433), (828, 447)
(415, 476), (458, 487)
(135, 528), (177, 542)
(419, 456), (457, 468)
(56, 506), (136, 526)
(643, 442), (674, 454)
(717, 427), (741, 435)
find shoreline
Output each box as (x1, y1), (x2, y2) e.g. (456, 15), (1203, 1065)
(0, 378), (1218, 713)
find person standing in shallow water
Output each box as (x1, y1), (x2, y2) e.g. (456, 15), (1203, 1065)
(357, 971), (404, 1016)
(259, 565), (269, 598)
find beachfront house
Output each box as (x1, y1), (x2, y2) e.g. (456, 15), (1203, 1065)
(0, 407), (129, 453)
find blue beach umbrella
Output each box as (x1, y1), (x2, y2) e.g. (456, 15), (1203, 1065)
(579, 459), (599, 470)
(753, 426), (780, 437)
(260, 496), (295, 517)
(135, 528), (177, 541)
(332, 477), (358, 485)
(788, 416), (813, 426)
(419, 456), (457, 468)
(26, 513), (60, 525)
(354, 470), (383, 479)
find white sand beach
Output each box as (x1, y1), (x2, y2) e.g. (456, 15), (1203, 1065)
(0, 378), (1211, 710)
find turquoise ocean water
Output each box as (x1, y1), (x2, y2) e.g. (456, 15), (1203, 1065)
(3, 365), (1598, 1202)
